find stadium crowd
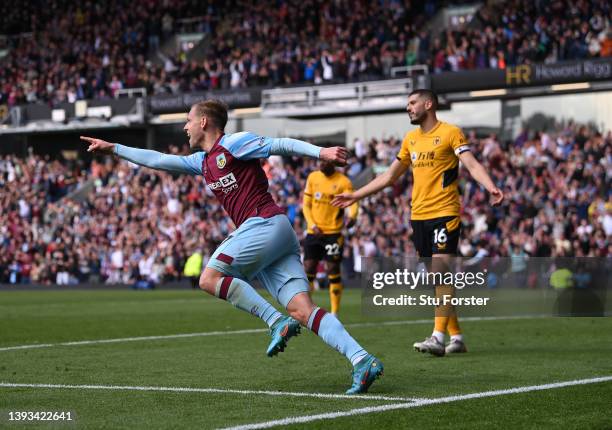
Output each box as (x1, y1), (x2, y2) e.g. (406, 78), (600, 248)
(0, 122), (610, 285)
(1, 0), (610, 106)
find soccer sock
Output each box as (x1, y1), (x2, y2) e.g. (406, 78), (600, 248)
(307, 307), (368, 366)
(447, 314), (462, 337)
(432, 329), (446, 344)
(450, 334), (464, 342)
(434, 314), (449, 331)
(214, 277), (282, 328)
(328, 273), (343, 314)
(306, 273), (316, 293)
(433, 284), (452, 341)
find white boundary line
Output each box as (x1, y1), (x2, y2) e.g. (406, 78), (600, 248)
(218, 376), (612, 430)
(0, 382), (422, 403)
(0, 315), (542, 352)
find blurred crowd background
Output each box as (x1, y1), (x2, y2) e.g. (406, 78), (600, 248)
(1, 121), (610, 285)
(1, 0), (609, 105)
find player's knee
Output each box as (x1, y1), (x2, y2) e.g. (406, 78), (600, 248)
(327, 265), (340, 277)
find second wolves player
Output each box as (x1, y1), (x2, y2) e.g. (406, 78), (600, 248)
(81, 100), (382, 394)
(302, 159), (357, 315)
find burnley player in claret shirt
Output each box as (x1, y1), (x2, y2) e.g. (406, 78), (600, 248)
(81, 99), (383, 394)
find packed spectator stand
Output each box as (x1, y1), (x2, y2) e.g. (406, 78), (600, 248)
(1, 122), (610, 285)
(0, 0), (610, 106)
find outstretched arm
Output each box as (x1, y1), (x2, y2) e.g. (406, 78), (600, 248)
(268, 137), (322, 158)
(81, 136), (203, 176)
(331, 159), (410, 208)
(458, 151), (503, 206)
(269, 138), (348, 164)
(221, 132), (347, 165)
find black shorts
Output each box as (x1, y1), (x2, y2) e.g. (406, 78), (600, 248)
(410, 216), (461, 257)
(303, 234), (344, 262)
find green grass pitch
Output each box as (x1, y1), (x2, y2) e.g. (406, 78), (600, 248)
(1, 289), (611, 429)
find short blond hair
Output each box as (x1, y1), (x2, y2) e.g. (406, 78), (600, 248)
(192, 99), (229, 131)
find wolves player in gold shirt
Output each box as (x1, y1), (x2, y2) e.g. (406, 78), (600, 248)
(333, 89), (503, 355)
(303, 159), (358, 315)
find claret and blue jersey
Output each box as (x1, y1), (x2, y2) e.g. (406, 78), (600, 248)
(114, 131), (320, 228)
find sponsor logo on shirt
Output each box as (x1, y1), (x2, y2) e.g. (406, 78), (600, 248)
(412, 151), (436, 168)
(209, 173), (238, 194)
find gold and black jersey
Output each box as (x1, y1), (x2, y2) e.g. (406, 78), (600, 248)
(397, 121), (470, 220)
(303, 171), (358, 234)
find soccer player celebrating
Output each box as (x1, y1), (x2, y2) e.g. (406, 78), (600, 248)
(81, 99), (382, 393)
(332, 89), (503, 356)
(302, 159), (358, 315)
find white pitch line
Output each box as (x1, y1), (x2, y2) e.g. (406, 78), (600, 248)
(0, 382), (422, 403)
(0, 315), (543, 352)
(0, 329), (268, 352)
(218, 375), (612, 430)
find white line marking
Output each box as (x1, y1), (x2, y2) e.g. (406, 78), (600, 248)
(0, 329), (268, 352)
(0, 382), (421, 402)
(0, 315), (543, 352)
(218, 376), (612, 430)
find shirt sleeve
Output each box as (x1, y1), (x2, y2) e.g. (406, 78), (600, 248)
(114, 144), (204, 176)
(450, 127), (470, 156)
(396, 134), (412, 166)
(221, 132), (321, 160)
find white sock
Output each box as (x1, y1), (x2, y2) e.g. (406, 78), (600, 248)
(432, 330), (445, 344)
(307, 307), (368, 366)
(451, 334), (464, 342)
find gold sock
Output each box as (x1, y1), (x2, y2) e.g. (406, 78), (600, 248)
(329, 274), (343, 314)
(434, 284), (454, 334)
(434, 316), (449, 333)
(447, 314), (461, 336)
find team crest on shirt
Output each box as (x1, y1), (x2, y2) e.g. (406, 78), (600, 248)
(433, 137), (441, 146)
(410, 140), (416, 146)
(216, 154), (227, 169)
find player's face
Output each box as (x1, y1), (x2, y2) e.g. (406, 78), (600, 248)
(320, 160), (335, 176)
(184, 107), (204, 148)
(406, 95), (429, 125)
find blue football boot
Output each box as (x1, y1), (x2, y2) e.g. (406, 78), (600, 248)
(266, 316), (301, 357)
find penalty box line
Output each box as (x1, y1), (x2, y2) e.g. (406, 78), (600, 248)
(218, 375), (612, 430)
(0, 315), (543, 352)
(0, 382), (423, 403)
